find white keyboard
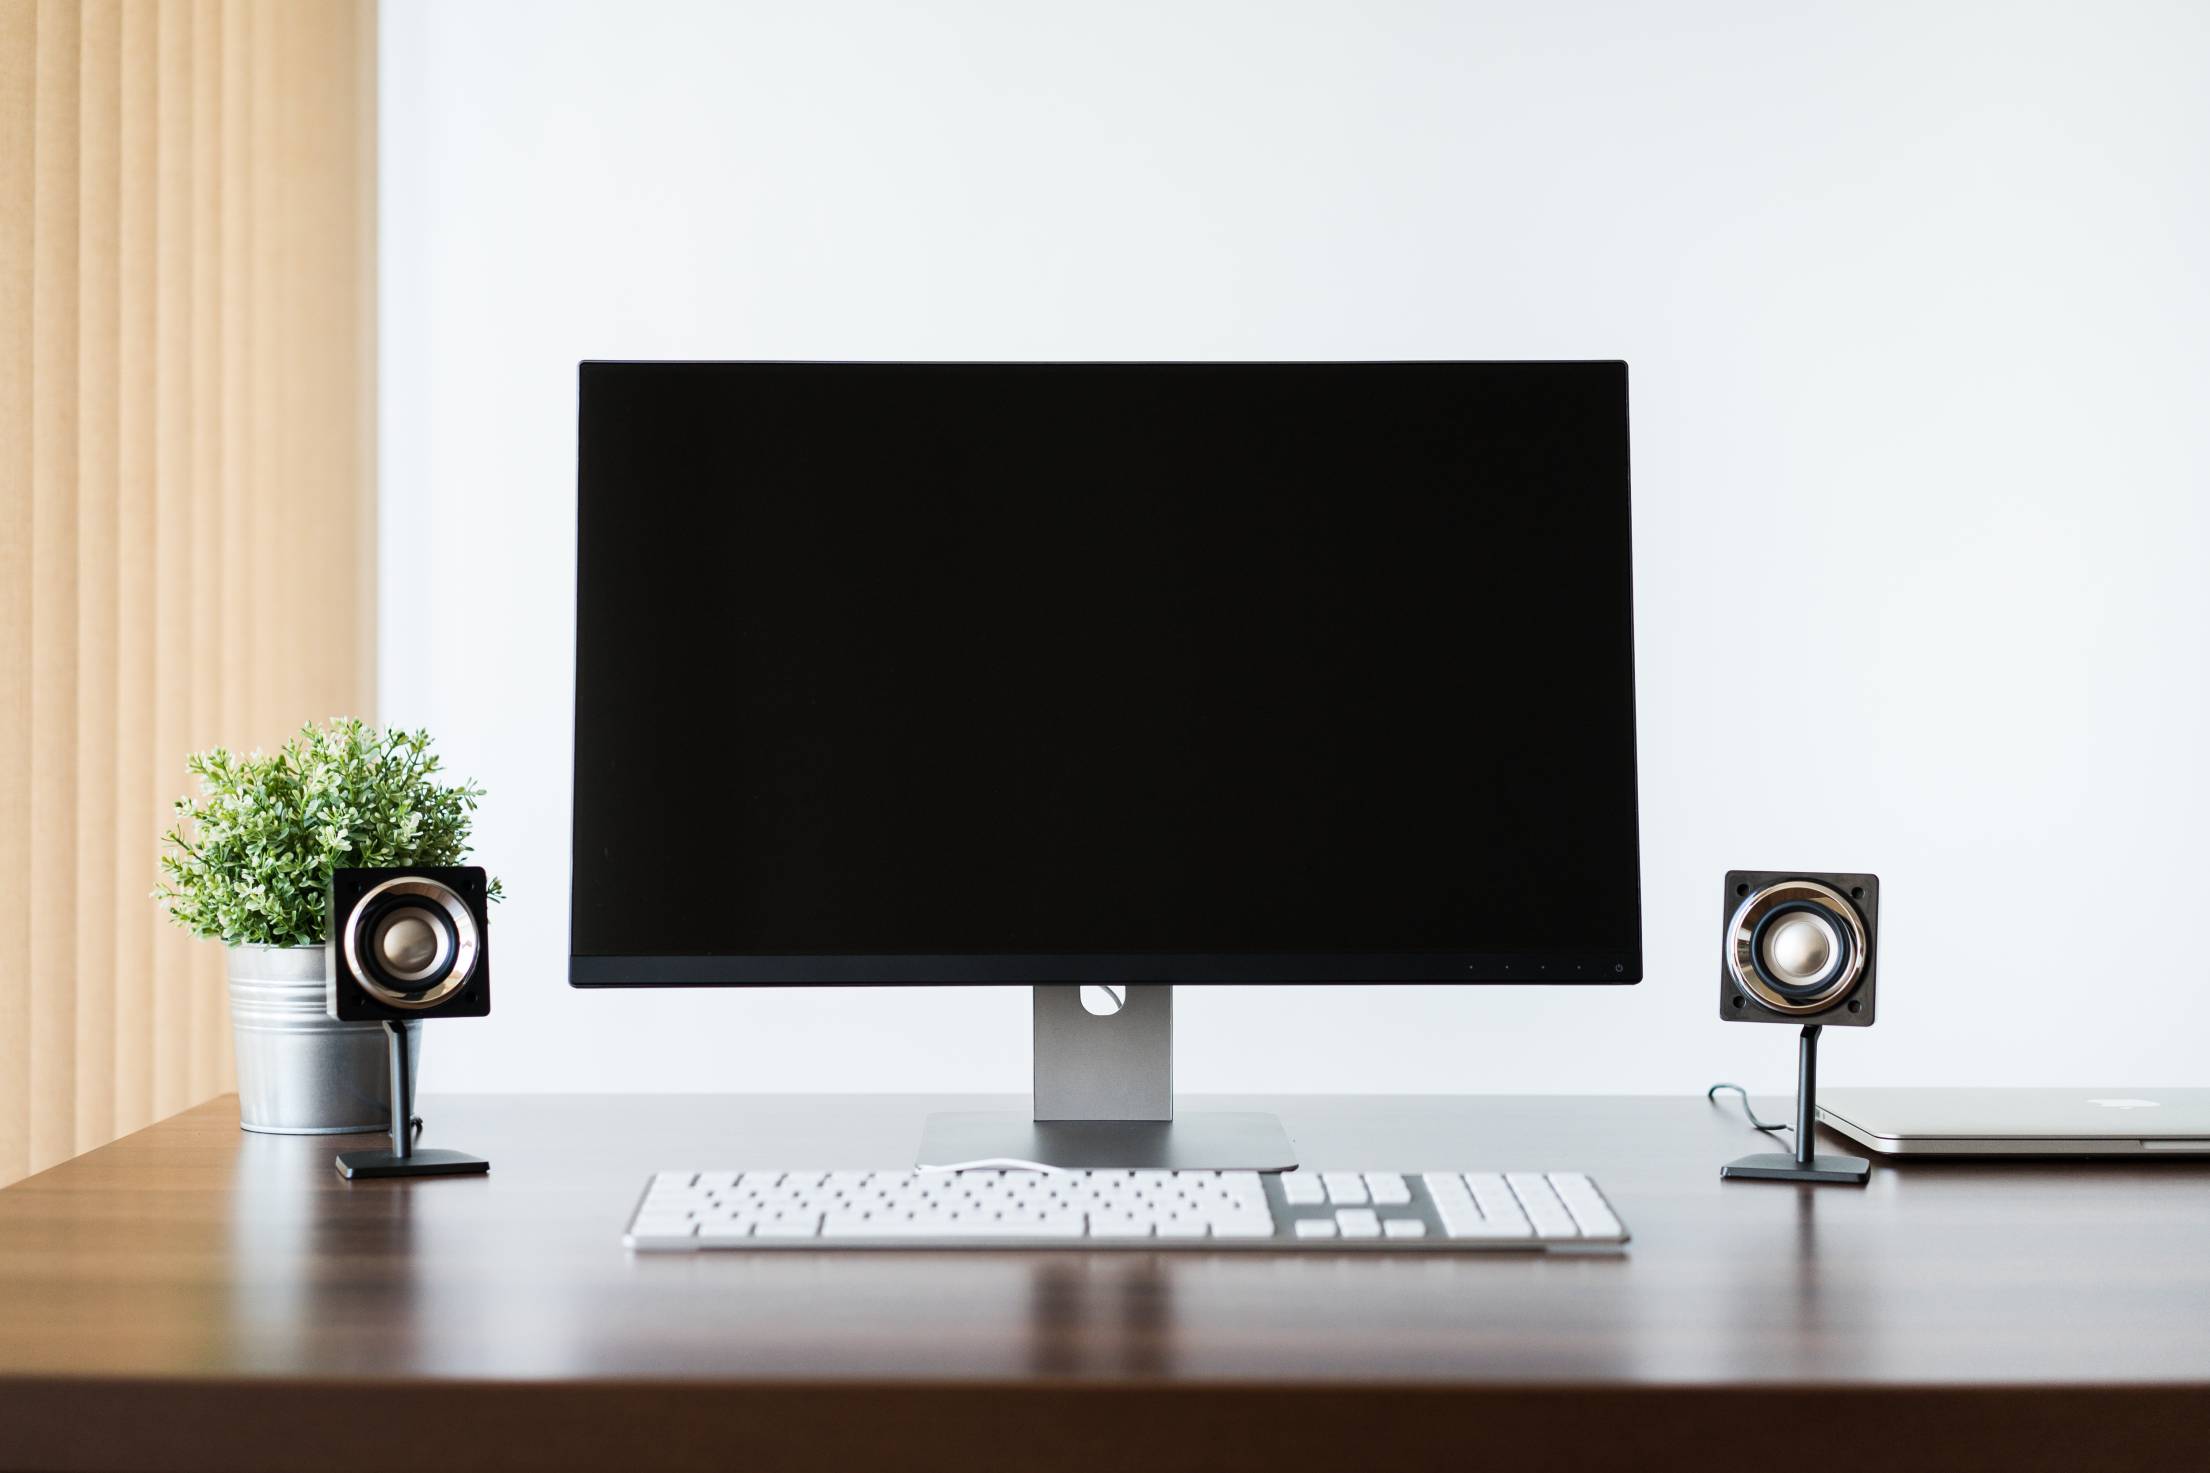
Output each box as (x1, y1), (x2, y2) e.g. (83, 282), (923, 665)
(624, 1168), (1627, 1252)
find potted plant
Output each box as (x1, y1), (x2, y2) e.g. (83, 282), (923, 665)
(157, 718), (499, 1134)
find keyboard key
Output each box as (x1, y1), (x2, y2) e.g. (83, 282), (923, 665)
(1465, 1173), (1533, 1233)
(825, 1214), (1086, 1239)
(1506, 1173), (1580, 1238)
(1423, 1175), (1474, 1213)
(1281, 1174), (1325, 1205)
(626, 1222), (698, 1247)
(976, 1219), (1087, 1236)
(1383, 1218), (1427, 1239)
(821, 1215), (918, 1237)
(1211, 1217), (1276, 1239)
(1547, 1173), (1624, 1239)
(1366, 1172), (1411, 1205)
(1430, 1176), (1530, 1239)
(1336, 1208), (1381, 1238)
(1322, 1172), (1369, 1206)
(1293, 1218), (1338, 1239)
(1431, 1200), (1486, 1237)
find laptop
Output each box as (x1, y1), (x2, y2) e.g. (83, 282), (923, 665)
(1818, 1088), (2210, 1157)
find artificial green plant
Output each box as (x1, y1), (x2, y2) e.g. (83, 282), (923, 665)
(157, 717), (499, 948)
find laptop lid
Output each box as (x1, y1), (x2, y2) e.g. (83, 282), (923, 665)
(1818, 1087), (2210, 1155)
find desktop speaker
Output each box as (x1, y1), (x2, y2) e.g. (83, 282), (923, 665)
(326, 866), (492, 1179)
(1719, 870), (1877, 1026)
(327, 866), (491, 1021)
(1716, 869), (1878, 1184)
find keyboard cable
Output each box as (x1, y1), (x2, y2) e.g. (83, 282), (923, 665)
(914, 1157), (1070, 1175)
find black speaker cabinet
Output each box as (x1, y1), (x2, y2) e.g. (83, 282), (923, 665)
(1719, 869), (1877, 1027)
(327, 865), (491, 1022)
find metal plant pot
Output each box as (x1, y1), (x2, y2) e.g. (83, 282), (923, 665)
(226, 944), (418, 1134)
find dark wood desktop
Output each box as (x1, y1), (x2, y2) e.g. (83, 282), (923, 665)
(1, 1093), (2204, 1472)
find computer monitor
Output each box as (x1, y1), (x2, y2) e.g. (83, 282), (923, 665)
(572, 361), (1640, 1168)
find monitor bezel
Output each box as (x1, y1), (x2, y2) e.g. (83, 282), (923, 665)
(569, 951), (1642, 986)
(567, 359), (1643, 990)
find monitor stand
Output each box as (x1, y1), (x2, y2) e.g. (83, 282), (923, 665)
(914, 985), (1298, 1171)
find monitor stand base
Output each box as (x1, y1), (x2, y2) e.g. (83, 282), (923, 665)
(914, 985), (1299, 1171)
(916, 1110), (1297, 1172)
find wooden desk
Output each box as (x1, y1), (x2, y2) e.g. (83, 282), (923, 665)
(1, 1093), (2205, 1472)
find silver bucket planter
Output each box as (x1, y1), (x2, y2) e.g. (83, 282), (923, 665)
(227, 944), (418, 1134)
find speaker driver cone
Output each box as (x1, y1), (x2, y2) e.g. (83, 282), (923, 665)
(342, 876), (481, 1010)
(1727, 879), (1866, 1014)
(370, 907), (453, 984)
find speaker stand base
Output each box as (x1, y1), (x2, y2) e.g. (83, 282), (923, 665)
(336, 1147), (490, 1180)
(335, 1020), (490, 1181)
(1720, 1152), (1870, 1184)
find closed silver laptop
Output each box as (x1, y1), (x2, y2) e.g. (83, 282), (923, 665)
(1817, 1088), (2210, 1156)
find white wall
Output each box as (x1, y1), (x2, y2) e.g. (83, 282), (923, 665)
(380, 0), (2210, 1098)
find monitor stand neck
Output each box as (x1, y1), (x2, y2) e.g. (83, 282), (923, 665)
(1033, 983), (1173, 1121)
(912, 985), (1299, 1171)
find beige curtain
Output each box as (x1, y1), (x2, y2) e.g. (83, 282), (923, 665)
(0, 0), (376, 1188)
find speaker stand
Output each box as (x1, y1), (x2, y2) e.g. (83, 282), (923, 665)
(336, 1020), (489, 1180)
(1720, 1024), (1869, 1185)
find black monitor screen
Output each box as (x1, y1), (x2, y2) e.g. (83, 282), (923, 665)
(571, 361), (1639, 986)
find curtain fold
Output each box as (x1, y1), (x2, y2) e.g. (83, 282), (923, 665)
(0, 0), (376, 1189)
